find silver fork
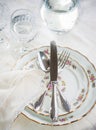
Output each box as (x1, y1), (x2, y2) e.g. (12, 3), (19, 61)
(33, 50), (70, 112)
(58, 50), (70, 69)
(57, 50), (71, 112)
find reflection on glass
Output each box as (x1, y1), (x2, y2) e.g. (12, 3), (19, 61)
(11, 9), (37, 53)
(0, 2), (9, 31)
(41, 0), (79, 32)
(0, 2), (9, 49)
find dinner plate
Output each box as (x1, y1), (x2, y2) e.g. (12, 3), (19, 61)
(15, 46), (96, 125)
(14, 46), (88, 115)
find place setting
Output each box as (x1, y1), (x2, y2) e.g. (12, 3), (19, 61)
(0, 0), (96, 129)
(13, 41), (96, 126)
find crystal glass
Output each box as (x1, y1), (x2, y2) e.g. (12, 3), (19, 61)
(11, 9), (37, 53)
(40, 0), (79, 32)
(0, 2), (9, 49)
(0, 2), (9, 31)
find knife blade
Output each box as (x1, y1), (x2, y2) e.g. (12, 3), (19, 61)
(50, 41), (58, 121)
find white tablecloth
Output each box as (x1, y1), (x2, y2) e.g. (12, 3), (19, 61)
(0, 0), (96, 130)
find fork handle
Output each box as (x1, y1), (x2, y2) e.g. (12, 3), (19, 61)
(50, 81), (58, 122)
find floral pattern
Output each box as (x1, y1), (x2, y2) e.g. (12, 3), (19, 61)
(87, 70), (96, 88)
(73, 88), (85, 106)
(59, 115), (73, 122)
(44, 49), (49, 55)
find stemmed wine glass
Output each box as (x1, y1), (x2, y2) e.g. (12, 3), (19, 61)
(10, 9), (37, 55)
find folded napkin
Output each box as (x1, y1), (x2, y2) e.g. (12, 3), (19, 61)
(0, 69), (45, 130)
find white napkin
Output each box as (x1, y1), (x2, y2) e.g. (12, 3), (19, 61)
(0, 69), (45, 130)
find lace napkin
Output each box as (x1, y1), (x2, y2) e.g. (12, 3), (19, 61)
(0, 69), (45, 130)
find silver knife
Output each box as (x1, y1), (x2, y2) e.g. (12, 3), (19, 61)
(50, 41), (58, 121)
(34, 91), (46, 110)
(57, 88), (71, 112)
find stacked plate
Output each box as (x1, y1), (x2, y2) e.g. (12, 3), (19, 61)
(14, 46), (96, 126)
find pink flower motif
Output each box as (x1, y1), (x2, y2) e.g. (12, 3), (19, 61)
(66, 60), (71, 65)
(59, 118), (67, 122)
(77, 95), (83, 101)
(44, 49), (49, 55)
(90, 75), (96, 82)
(47, 83), (53, 90)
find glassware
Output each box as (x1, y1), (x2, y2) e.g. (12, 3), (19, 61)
(11, 9), (37, 53)
(40, 0), (79, 32)
(0, 2), (9, 49)
(0, 2), (9, 31)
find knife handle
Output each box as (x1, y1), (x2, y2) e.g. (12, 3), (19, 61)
(50, 81), (58, 122)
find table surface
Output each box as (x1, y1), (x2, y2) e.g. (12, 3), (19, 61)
(0, 0), (96, 130)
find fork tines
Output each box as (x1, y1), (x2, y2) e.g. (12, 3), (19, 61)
(58, 50), (70, 69)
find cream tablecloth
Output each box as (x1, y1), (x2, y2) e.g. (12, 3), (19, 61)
(0, 0), (96, 130)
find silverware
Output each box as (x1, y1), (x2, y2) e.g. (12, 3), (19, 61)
(57, 88), (70, 112)
(37, 50), (70, 73)
(34, 48), (60, 110)
(37, 51), (49, 72)
(34, 91), (46, 110)
(34, 45), (70, 113)
(57, 51), (71, 112)
(33, 51), (49, 110)
(58, 50), (70, 69)
(50, 41), (58, 121)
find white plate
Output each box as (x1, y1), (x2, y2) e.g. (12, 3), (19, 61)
(15, 46), (96, 126)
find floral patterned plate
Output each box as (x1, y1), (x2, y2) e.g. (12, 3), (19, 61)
(15, 46), (96, 125)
